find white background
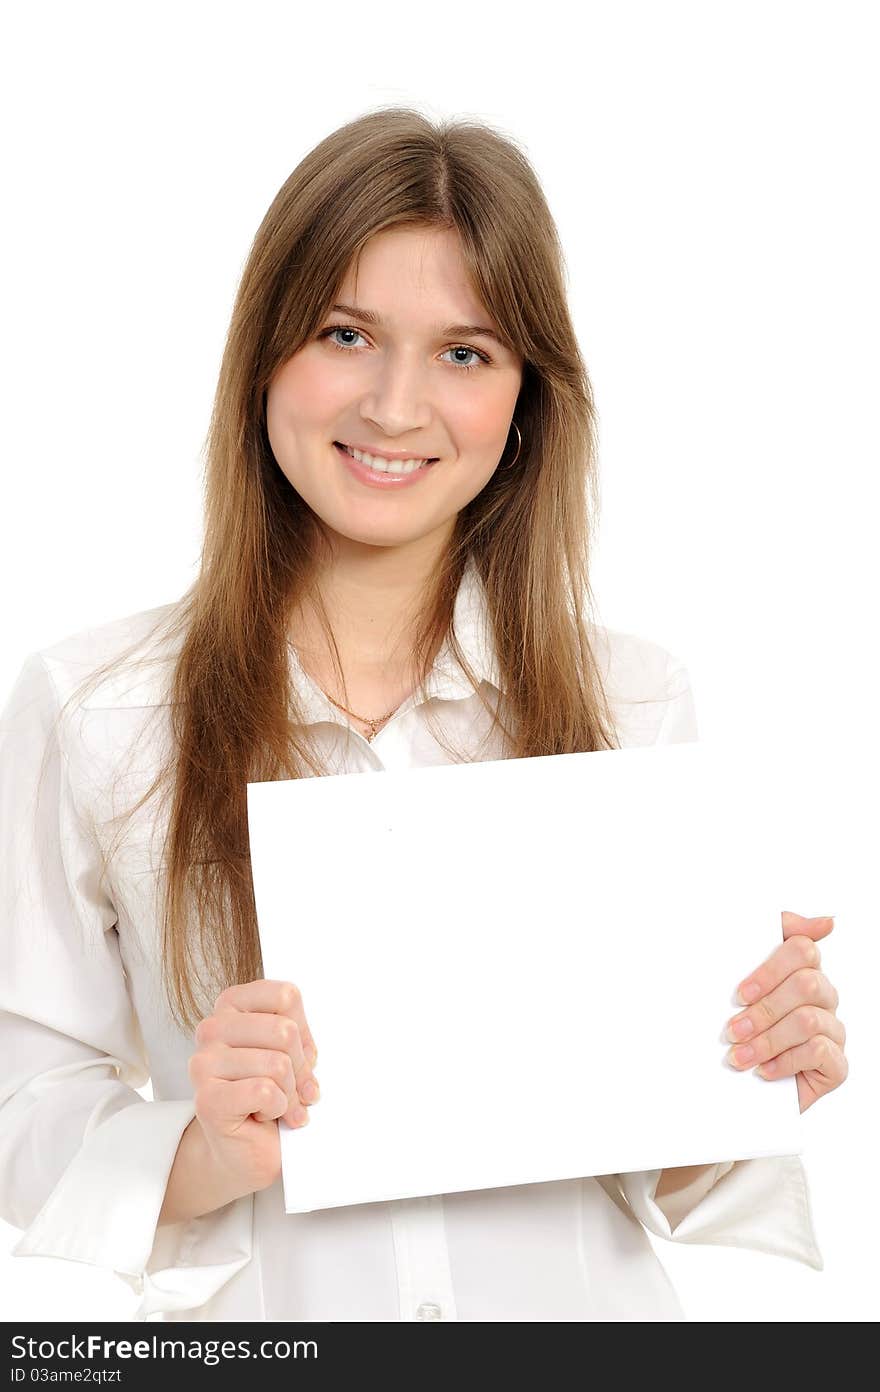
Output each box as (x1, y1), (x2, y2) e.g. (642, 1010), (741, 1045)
(1, 0), (876, 1321)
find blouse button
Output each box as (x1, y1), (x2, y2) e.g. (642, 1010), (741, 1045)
(415, 1301), (443, 1321)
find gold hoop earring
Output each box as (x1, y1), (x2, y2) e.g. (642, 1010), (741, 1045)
(503, 420), (522, 469)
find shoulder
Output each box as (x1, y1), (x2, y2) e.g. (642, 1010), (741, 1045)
(590, 623), (690, 702)
(28, 601), (184, 712)
(588, 623), (697, 746)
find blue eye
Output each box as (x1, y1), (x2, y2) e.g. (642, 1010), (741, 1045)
(324, 327), (366, 350)
(442, 345), (487, 371)
(319, 326), (491, 372)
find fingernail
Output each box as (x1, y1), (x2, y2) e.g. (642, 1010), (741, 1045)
(738, 981), (761, 1004)
(728, 1016), (754, 1041)
(302, 1079), (319, 1102)
(293, 1104), (309, 1124)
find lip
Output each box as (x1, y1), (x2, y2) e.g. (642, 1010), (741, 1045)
(336, 439), (439, 462)
(334, 441), (436, 489)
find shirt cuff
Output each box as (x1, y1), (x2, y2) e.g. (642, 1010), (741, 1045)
(616, 1154), (824, 1270)
(11, 1098), (255, 1319)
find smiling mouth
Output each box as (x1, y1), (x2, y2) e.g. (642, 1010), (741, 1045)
(334, 442), (439, 474)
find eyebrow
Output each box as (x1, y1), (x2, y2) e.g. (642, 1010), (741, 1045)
(329, 302), (504, 347)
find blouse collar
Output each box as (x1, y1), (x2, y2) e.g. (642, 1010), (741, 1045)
(286, 556), (503, 727)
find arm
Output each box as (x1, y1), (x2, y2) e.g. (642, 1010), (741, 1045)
(606, 656), (823, 1266)
(653, 1163), (736, 1230)
(655, 1163), (716, 1199)
(0, 653), (253, 1318)
(612, 1159), (822, 1266)
(159, 1117), (254, 1227)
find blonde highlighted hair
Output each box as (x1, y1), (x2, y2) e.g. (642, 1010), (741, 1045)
(53, 106), (620, 1036)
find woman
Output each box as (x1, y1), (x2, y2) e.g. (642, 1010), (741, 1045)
(0, 107), (847, 1322)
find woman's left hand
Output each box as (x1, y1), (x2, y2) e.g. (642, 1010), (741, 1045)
(726, 910), (848, 1113)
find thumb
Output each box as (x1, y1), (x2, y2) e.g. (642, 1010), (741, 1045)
(781, 909), (835, 941)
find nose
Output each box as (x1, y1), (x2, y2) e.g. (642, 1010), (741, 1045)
(358, 351), (433, 438)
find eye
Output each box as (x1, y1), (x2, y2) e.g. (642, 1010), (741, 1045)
(440, 345), (490, 371)
(322, 326), (367, 350)
(319, 326), (491, 372)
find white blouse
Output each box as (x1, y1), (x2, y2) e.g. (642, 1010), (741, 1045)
(0, 562), (823, 1322)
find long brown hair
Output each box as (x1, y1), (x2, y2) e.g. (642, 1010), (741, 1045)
(54, 106), (621, 1037)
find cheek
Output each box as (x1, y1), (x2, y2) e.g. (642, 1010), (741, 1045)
(448, 389), (517, 450)
(267, 352), (349, 432)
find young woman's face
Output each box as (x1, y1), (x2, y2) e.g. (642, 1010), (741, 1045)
(265, 224), (524, 556)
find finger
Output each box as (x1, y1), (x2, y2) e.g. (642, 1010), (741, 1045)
(195, 1044), (297, 1102)
(201, 1074), (296, 1128)
(753, 1033), (848, 1088)
(781, 911), (834, 943)
(727, 967), (840, 1043)
(206, 1050), (316, 1128)
(199, 1010), (319, 1106)
(726, 1005), (845, 1070)
(214, 980), (319, 1065)
(736, 934), (822, 1005)
(214, 980), (319, 1064)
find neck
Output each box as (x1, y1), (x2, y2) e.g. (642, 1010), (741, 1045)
(291, 524), (454, 676)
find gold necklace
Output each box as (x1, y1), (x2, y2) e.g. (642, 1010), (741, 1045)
(314, 683), (402, 743)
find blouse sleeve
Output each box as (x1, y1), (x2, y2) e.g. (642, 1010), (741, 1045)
(0, 653), (253, 1319)
(608, 656), (824, 1270)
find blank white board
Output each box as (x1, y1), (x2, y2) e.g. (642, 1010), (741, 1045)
(247, 741), (804, 1214)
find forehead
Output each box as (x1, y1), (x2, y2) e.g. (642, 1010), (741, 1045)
(338, 226), (490, 322)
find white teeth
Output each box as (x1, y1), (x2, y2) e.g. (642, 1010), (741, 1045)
(342, 444), (431, 474)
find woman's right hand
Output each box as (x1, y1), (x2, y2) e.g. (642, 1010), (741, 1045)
(188, 978), (320, 1195)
